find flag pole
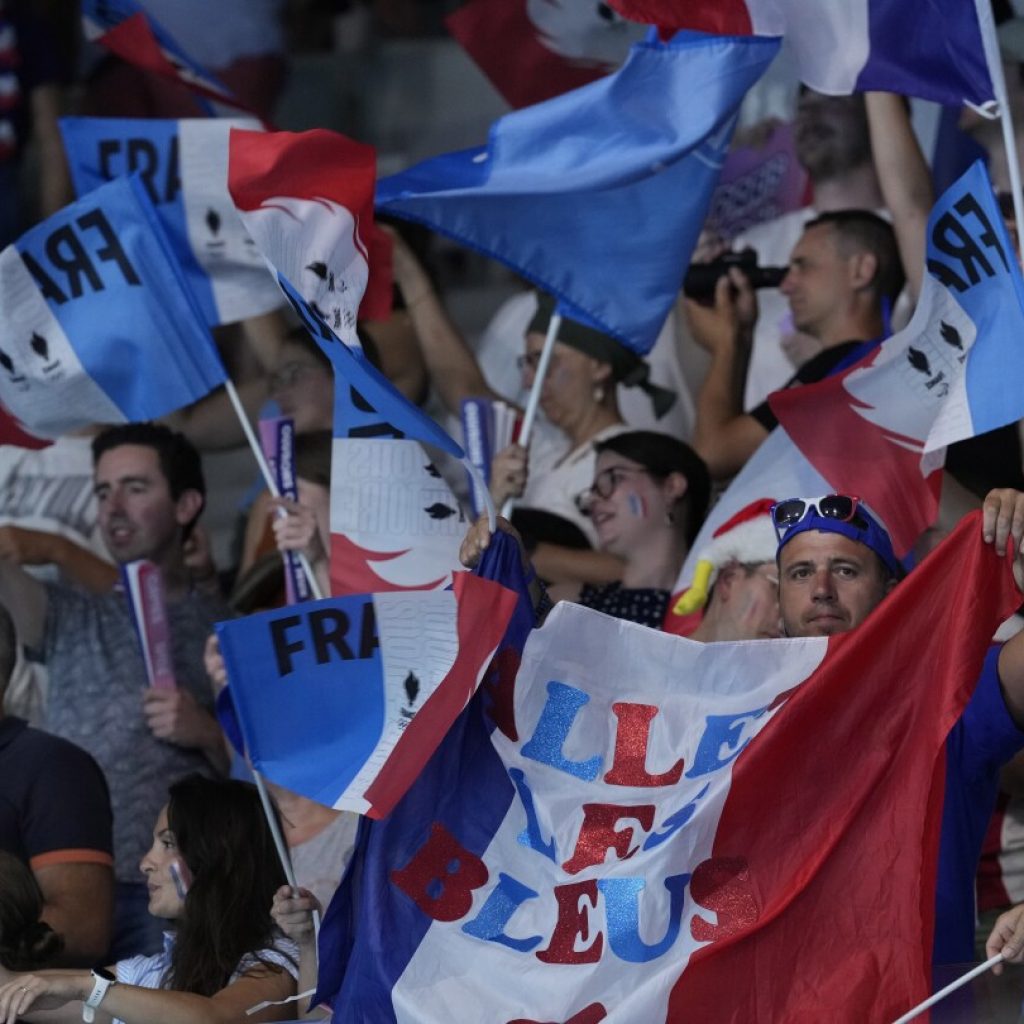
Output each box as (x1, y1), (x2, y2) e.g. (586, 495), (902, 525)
(975, 0), (1024, 265)
(889, 954), (1003, 1023)
(222, 377), (325, 600)
(501, 312), (561, 519)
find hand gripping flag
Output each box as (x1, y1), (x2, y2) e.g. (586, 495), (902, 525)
(377, 30), (780, 354)
(0, 175), (225, 438)
(228, 128), (468, 593)
(81, 0), (261, 121)
(606, 0), (994, 109)
(312, 514), (1020, 1022)
(770, 160), (1024, 555)
(59, 117), (282, 328)
(446, 0), (646, 109)
(214, 568), (517, 820)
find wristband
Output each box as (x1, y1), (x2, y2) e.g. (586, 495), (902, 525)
(83, 968), (116, 1022)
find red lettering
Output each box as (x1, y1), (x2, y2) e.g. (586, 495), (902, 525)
(562, 804), (655, 875)
(689, 856), (759, 942)
(390, 823), (488, 922)
(536, 880), (603, 964)
(603, 702), (684, 787)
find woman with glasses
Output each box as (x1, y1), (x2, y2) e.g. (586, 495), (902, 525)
(464, 431), (709, 629)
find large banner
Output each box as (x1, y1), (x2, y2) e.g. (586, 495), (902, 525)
(315, 514), (1019, 1022)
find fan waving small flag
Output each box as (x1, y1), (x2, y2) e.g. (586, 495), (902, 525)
(228, 128), (469, 593)
(59, 117), (281, 328)
(0, 175), (225, 438)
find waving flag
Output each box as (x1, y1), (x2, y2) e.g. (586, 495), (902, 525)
(770, 160), (1024, 555)
(0, 175), (225, 438)
(60, 117), (281, 328)
(81, 0), (260, 120)
(377, 31), (779, 354)
(446, 0), (646, 109)
(314, 514), (1018, 1022)
(606, 0), (994, 108)
(215, 570), (517, 819)
(228, 128), (468, 593)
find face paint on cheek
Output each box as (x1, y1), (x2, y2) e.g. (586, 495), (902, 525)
(169, 860), (192, 899)
(626, 491), (646, 518)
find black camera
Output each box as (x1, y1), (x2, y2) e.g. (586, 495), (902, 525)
(683, 249), (787, 301)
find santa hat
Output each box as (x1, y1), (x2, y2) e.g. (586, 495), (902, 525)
(673, 498), (778, 615)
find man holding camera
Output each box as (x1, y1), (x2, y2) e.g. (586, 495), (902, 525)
(689, 208), (904, 480)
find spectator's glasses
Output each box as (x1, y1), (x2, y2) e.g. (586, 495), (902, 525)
(770, 494), (861, 541)
(516, 351), (544, 373)
(575, 466), (651, 515)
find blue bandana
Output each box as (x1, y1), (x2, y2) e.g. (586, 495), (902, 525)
(776, 506), (902, 579)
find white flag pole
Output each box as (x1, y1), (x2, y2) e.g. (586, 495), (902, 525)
(889, 954), (1003, 1023)
(975, 0), (1024, 265)
(223, 377), (324, 601)
(501, 312), (561, 519)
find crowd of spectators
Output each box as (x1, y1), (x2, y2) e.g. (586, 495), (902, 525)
(6, 2), (1024, 1020)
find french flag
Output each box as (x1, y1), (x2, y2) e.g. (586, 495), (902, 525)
(0, 175), (225, 439)
(446, 0), (645, 109)
(607, 0), (995, 108)
(376, 30), (779, 356)
(60, 117), (282, 329)
(227, 128), (468, 594)
(314, 515), (1019, 1022)
(81, 0), (262, 121)
(215, 570), (517, 820)
(771, 160), (1024, 555)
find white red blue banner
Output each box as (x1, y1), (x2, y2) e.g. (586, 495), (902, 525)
(59, 117), (281, 328)
(314, 516), (1019, 1021)
(0, 175), (225, 438)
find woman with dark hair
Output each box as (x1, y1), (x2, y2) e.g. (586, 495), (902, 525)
(0, 853), (63, 973)
(462, 430), (710, 629)
(0, 775), (298, 1023)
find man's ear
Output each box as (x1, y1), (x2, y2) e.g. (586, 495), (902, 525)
(174, 489), (204, 529)
(714, 562), (740, 600)
(849, 251), (878, 292)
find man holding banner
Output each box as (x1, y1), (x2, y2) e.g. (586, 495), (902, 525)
(0, 423), (230, 961)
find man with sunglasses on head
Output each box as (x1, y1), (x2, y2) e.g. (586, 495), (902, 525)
(772, 489), (1024, 964)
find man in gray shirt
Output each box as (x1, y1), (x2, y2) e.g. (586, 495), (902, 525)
(0, 422), (229, 960)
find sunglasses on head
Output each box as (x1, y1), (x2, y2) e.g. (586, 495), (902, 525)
(770, 494), (861, 541)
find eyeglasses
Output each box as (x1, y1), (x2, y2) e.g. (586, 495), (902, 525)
(515, 351), (544, 373)
(770, 494), (861, 541)
(575, 466), (651, 515)
(268, 361), (323, 394)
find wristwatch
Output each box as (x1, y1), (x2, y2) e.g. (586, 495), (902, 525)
(83, 968), (117, 1022)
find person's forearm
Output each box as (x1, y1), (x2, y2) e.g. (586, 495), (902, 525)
(693, 330), (758, 478)
(531, 545), (624, 587)
(194, 711), (230, 775)
(50, 537), (118, 594)
(865, 92), (932, 301)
